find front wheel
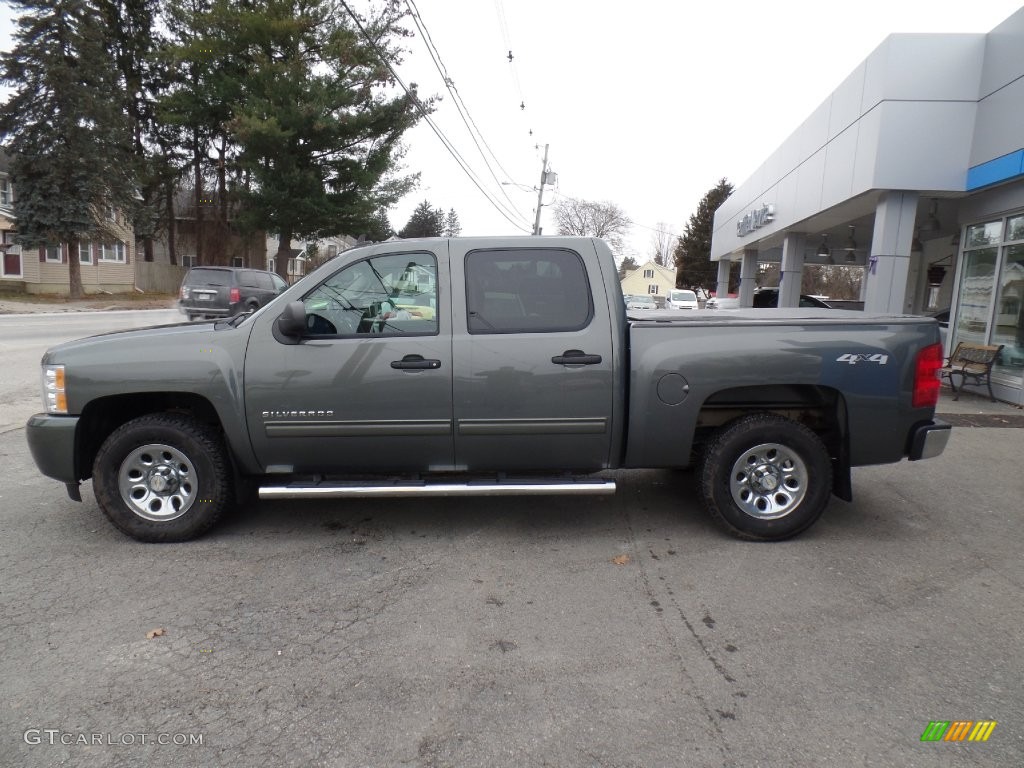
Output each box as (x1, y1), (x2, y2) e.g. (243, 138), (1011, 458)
(700, 414), (832, 541)
(92, 414), (233, 542)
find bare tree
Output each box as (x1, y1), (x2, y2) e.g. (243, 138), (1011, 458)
(650, 222), (675, 267)
(553, 198), (631, 253)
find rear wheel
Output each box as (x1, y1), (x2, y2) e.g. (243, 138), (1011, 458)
(92, 414), (233, 542)
(701, 414), (832, 541)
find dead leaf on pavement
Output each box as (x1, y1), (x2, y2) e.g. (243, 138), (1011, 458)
(611, 554), (631, 566)
(146, 628), (166, 639)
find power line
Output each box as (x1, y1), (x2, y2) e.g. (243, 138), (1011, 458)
(337, 0), (531, 234)
(493, 0), (524, 107)
(404, 0), (530, 227)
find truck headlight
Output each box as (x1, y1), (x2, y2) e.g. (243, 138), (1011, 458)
(43, 365), (68, 414)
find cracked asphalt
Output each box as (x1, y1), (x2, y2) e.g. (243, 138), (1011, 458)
(2, 420), (1022, 767)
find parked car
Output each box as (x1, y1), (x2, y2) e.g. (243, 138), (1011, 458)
(707, 289), (832, 309)
(928, 308), (950, 347)
(665, 289), (699, 310)
(705, 296), (738, 309)
(753, 288), (832, 308)
(179, 267), (289, 321)
(626, 294), (658, 311)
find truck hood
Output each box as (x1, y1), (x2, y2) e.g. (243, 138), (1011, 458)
(42, 318), (248, 364)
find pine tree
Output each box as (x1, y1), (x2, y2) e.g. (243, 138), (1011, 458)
(97, 0), (165, 260)
(444, 208), (461, 237)
(159, 0), (250, 267)
(618, 255), (639, 281)
(224, 0), (426, 279)
(0, 0), (136, 297)
(363, 209), (394, 242)
(399, 201), (445, 238)
(673, 178), (734, 293)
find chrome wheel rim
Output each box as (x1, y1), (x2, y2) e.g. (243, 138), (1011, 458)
(118, 443), (197, 522)
(729, 442), (808, 520)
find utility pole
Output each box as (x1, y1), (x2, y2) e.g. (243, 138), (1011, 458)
(533, 143), (549, 235)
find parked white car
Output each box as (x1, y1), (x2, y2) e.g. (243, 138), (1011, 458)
(705, 296), (739, 309)
(626, 294), (658, 310)
(665, 289), (698, 310)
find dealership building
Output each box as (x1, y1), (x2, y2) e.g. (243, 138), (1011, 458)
(710, 7), (1024, 404)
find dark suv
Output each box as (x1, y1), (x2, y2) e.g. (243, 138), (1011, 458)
(178, 267), (289, 320)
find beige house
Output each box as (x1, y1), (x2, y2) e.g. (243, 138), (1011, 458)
(620, 259), (676, 303)
(0, 154), (137, 295)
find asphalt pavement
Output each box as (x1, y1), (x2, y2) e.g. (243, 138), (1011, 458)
(1, 408), (1022, 767)
(0, 301), (1021, 766)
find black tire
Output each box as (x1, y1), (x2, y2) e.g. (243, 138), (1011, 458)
(92, 414), (233, 542)
(700, 413), (832, 541)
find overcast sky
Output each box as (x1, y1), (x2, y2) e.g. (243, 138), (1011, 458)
(386, 0), (1024, 260)
(2, 1), (1022, 261)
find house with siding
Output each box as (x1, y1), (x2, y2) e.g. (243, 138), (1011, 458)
(620, 259), (676, 304)
(0, 152), (137, 295)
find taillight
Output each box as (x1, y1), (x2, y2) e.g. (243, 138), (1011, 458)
(912, 342), (943, 408)
(229, 287), (241, 304)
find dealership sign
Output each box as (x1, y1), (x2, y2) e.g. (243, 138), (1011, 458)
(737, 203), (775, 237)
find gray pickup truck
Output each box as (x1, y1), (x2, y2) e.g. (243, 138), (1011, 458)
(26, 236), (950, 543)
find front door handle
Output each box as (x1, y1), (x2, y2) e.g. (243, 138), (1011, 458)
(552, 349), (603, 366)
(391, 354), (442, 370)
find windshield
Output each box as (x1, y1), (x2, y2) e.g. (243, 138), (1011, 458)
(671, 290), (696, 301)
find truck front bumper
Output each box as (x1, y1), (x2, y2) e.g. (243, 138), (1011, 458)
(908, 419), (951, 461)
(26, 413), (79, 484)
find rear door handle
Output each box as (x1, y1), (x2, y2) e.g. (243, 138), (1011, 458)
(391, 354), (442, 370)
(552, 349), (603, 366)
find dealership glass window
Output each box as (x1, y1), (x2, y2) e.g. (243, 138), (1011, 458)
(991, 243), (1024, 376)
(952, 215), (1024, 381)
(953, 245), (996, 344)
(1007, 214), (1024, 242)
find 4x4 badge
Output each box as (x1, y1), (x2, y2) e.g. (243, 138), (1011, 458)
(836, 353), (889, 365)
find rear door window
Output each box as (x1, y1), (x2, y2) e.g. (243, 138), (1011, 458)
(465, 248), (593, 333)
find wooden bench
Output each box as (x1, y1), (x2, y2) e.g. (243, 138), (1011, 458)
(939, 342), (1004, 401)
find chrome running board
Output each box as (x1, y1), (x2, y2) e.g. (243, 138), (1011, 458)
(259, 477), (616, 500)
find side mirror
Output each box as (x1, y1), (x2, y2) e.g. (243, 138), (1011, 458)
(273, 301), (306, 344)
